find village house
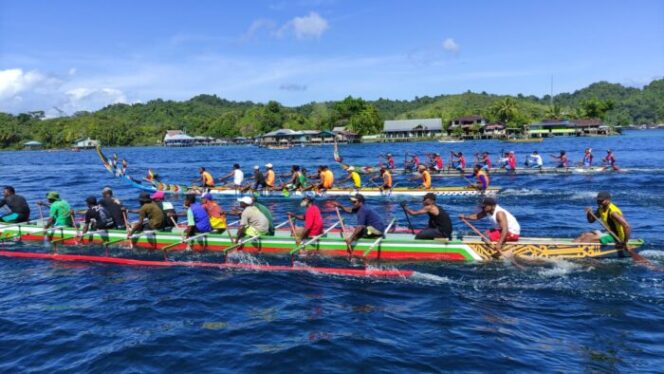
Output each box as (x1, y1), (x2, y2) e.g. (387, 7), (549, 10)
(382, 118), (443, 139)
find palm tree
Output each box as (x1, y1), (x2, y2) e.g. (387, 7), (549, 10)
(545, 103), (563, 119)
(490, 98), (519, 124)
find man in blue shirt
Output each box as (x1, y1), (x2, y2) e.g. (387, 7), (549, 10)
(333, 194), (386, 246)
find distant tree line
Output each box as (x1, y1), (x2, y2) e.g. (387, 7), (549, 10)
(0, 79), (662, 149)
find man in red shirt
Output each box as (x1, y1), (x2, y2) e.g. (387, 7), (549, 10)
(288, 196), (323, 241)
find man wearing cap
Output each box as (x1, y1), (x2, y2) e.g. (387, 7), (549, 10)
(401, 193), (452, 240)
(341, 166), (362, 189)
(199, 167), (215, 188)
(127, 192), (165, 237)
(80, 196), (115, 236)
(201, 193), (226, 232)
(150, 191), (177, 229)
(417, 165), (432, 189)
(333, 194), (386, 245)
(183, 194), (212, 238)
(235, 196), (270, 240)
(100, 187), (127, 229)
(575, 191), (631, 248)
(39, 192), (73, 229)
(264, 163), (276, 189)
(219, 164), (244, 188)
(0, 186), (30, 223)
(288, 196), (323, 241)
(459, 197), (520, 255)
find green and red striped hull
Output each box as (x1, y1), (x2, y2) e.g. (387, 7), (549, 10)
(0, 224), (644, 262)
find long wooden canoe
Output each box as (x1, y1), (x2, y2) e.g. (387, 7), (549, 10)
(0, 222), (644, 262)
(96, 146), (498, 198)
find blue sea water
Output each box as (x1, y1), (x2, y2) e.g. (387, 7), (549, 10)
(0, 130), (663, 372)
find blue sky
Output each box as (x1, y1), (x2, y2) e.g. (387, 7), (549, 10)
(0, 0), (662, 116)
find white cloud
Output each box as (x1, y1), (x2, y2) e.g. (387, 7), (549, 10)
(290, 12), (328, 39)
(0, 68), (55, 100)
(240, 19), (278, 42)
(442, 37), (459, 53)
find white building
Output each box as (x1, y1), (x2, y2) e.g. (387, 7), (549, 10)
(383, 118), (443, 139)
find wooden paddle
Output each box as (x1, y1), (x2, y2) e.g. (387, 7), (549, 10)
(399, 202), (416, 235)
(286, 214), (299, 245)
(587, 210), (652, 267)
(289, 220), (341, 256)
(162, 231), (210, 251)
(336, 207), (354, 254)
(362, 218), (396, 257)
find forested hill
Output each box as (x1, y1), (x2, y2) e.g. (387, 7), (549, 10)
(0, 78), (662, 149)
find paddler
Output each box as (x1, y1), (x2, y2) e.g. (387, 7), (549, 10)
(459, 197), (520, 255)
(603, 149), (619, 171)
(287, 196), (324, 241)
(0, 186), (30, 223)
(550, 150), (569, 168)
(432, 153), (444, 171)
(127, 192), (165, 237)
(234, 196), (270, 241)
(574, 191), (631, 249)
(472, 164), (490, 192)
(38, 192), (73, 229)
(264, 163), (276, 189)
(385, 153), (395, 169)
(341, 166), (362, 189)
(80, 196), (115, 236)
(582, 148), (593, 168)
(201, 193), (227, 233)
(401, 193), (452, 240)
(333, 194), (386, 245)
(219, 164), (244, 188)
(308, 165), (334, 191)
(451, 151), (466, 172)
(150, 191), (177, 229)
(377, 166), (393, 191)
(417, 164), (432, 189)
(182, 194), (212, 238)
(199, 167), (215, 188)
(478, 152), (492, 171)
(242, 165), (267, 192)
(525, 151), (543, 169)
(405, 153), (420, 171)
(282, 165), (309, 191)
(100, 187), (127, 229)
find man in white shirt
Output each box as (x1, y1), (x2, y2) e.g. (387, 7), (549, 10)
(525, 151), (543, 169)
(219, 163), (244, 188)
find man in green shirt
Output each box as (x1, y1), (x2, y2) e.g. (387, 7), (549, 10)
(39, 191), (74, 229)
(127, 192), (165, 237)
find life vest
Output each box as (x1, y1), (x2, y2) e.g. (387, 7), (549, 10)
(476, 169), (490, 190)
(599, 203), (625, 241)
(265, 170), (275, 187)
(383, 171), (393, 188)
(350, 171), (361, 188)
(422, 170), (431, 189)
(202, 171), (214, 186)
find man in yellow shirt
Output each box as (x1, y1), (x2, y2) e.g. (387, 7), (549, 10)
(342, 166), (362, 189)
(418, 165), (431, 189)
(264, 163), (276, 189)
(199, 167), (215, 187)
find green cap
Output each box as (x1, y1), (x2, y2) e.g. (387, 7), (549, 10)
(46, 191), (60, 200)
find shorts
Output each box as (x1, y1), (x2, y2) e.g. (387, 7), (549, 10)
(359, 226), (383, 238)
(245, 226), (266, 238)
(1, 213), (19, 223)
(487, 229), (519, 242)
(599, 232), (615, 244)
